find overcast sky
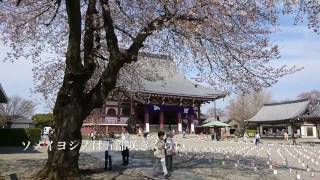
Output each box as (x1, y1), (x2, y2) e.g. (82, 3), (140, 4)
(0, 15), (319, 114)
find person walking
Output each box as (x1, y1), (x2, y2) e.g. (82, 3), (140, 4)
(297, 129), (301, 138)
(90, 131), (94, 141)
(153, 131), (170, 179)
(283, 131), (289, 142)
(293, 132), (298, 145)
(121, 128), (130, 165)
(138, 127), (143, 136)
(143, 129), (148, 143)
(255, 132), (260, 145)
(104, 139), (113, 171)
(165, 132), (176, 172)
(183, 127), (187, 138)
(243, 131), (248, 143)
(93, 130), (97, 140)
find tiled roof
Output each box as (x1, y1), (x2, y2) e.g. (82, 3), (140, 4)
(203, 115), (230, 123)
(247, 99), (310, 122)
(0, 83), (7, 103)
(10, 115), (33, 124)
(140, 72), (225, 98)
(303, 104), (320, 119)
(125, 52), (226, 99)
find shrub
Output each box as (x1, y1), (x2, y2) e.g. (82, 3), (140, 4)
(247, 129), (257, 137)
(32, 113), (54, 128)
(25, 128), (41, 144)
(0, 128), (41, 146)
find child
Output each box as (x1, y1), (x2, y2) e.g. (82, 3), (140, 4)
(153, 131), (170, 179)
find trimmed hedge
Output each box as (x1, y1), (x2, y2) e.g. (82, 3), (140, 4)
(247, 129), (257, 137)
(0, 128), (41, 146)
(25, 128), (41, 144)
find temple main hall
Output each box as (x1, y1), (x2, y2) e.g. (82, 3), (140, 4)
(81, 53), (226, 135)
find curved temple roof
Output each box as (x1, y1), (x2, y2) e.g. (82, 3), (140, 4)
(122, 52), (226, 100)
(303, 103), (320, 119)
(247, 99), (310, 122)
(138, 71), (225, 99)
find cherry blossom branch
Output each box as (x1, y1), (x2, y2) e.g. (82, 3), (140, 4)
(44, 0), (62, 26)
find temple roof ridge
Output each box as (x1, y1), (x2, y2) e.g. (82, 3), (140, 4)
(264, 99), (309, 106)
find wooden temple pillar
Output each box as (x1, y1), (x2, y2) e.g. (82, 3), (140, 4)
(117, 96), (121, 122)
(197, 105), (201, 122)
(177, 111), (182, 134)
(144, 106), (150, 132)
(160, 109), (164, 130)
(288, 125), (292, 136)
(105, 125), (109, 134)
(130, 93), (134, 116)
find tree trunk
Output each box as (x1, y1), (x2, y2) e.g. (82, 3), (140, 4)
(37, 84), (88, 179)
(36, 0), (88, 178)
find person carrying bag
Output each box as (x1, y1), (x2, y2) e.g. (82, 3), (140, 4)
(153, 131), (170, 179)
(165, 132), (176, 172)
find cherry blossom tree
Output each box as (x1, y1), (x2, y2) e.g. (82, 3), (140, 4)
(282, 0), (320, 34)
(298, 90), (320, 107)
(0, 0), (314, 179)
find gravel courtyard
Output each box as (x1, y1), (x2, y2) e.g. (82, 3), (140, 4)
(1, 135), (320, 179)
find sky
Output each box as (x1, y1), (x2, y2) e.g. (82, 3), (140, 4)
(203, 15), (320, 112)
(0, 15), (320, 114)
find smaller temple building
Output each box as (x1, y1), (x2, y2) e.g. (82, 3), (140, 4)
(247, 99), (320, 138)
